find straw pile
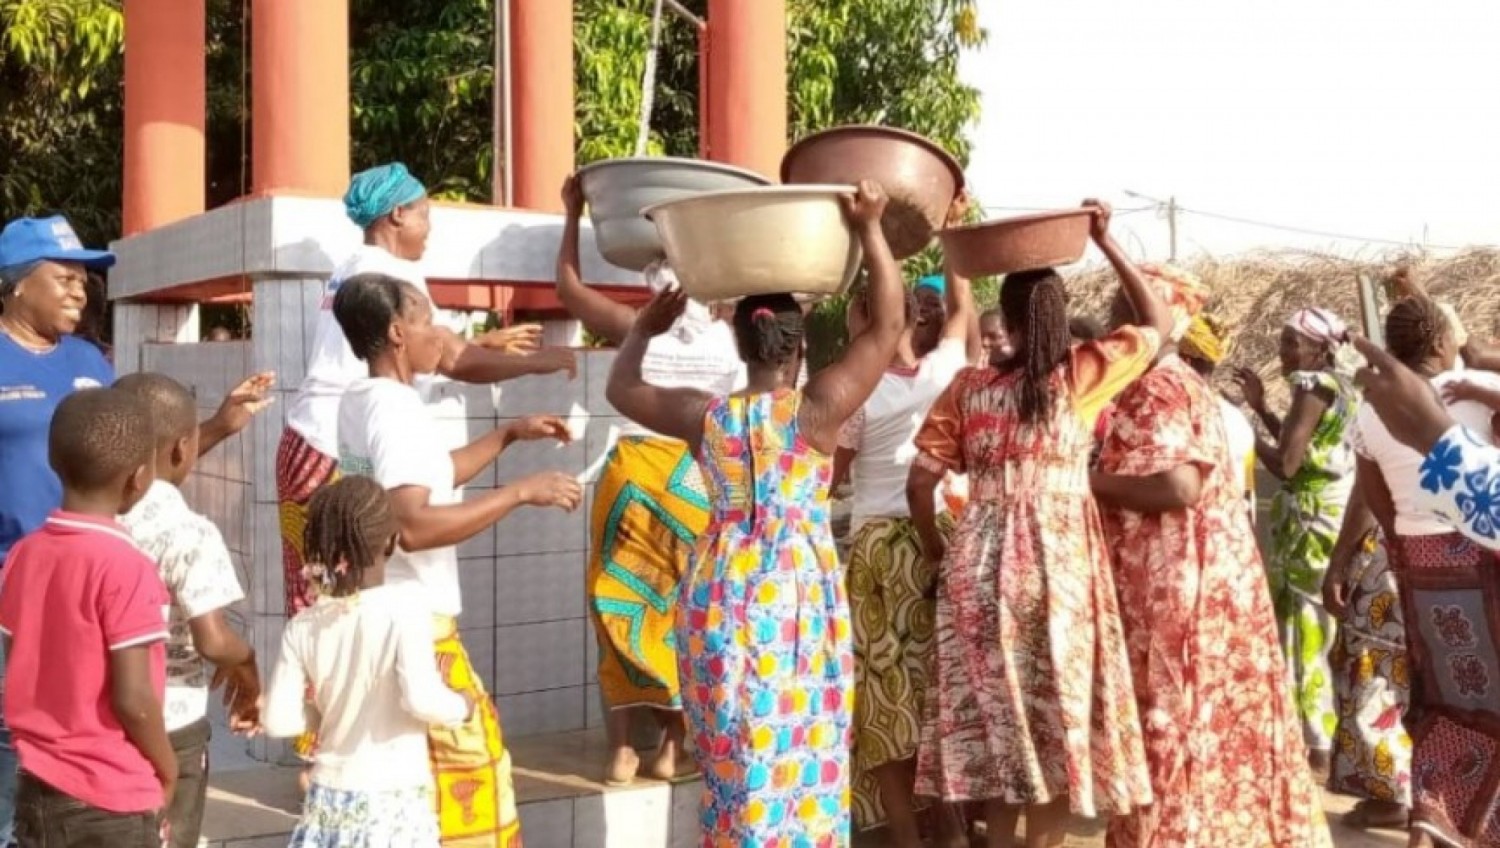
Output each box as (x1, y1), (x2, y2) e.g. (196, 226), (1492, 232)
(1063, 249), (1500, 407)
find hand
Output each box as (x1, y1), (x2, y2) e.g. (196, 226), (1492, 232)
(1231, 367), (1267, 412)
(945, 190), (971, 228)
(561, 174), (585, 219)
(1322, 554), (1352, 618)
(529, 347), (578, 380)
(1388, 265), (1423, 300)
(918, 532), (947, 571)
(159, 764), (179, 811)
(477, 323), (543, 355)
(210, 371), (277, 437)
(840, 180), (889, 228)
(212, 658), (262, 734)
(1442, 380), (1484, 405)
(507, 415), (573, 444)
(1083, 198), (1112, 241)
(636, 287), (688, 338)
(1352, 335), (1455, 455)
(514, 471), (584, 511)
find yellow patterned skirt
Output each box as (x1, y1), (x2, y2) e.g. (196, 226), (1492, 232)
(588, 437), (709, 710)
(429, 617), (522, 848)
(847, 514), (951, 830)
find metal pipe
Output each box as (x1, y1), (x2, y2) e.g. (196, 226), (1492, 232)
(493, 0), (514, 206)
(663, 0), (703, 27)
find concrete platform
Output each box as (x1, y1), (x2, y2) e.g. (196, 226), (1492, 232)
(202, 727), (1407, 848)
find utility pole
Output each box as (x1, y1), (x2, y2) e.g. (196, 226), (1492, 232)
(1167, 196), (1178, 261)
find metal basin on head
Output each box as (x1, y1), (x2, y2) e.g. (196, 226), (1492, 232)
(577, 157), (772, 272)
(781, 125), (965, 260)
(645, 185), (862, 304)
(938, 209), (1092, 278)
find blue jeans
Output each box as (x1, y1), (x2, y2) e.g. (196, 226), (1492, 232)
(0, 640), (16, 846)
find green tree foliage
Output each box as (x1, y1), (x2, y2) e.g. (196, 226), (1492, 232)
(1, 0), (986, 351)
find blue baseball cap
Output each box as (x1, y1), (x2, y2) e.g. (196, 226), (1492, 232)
(0, 216), (116, 272)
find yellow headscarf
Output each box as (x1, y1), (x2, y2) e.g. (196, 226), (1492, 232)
(1180, 313), (1231, 365)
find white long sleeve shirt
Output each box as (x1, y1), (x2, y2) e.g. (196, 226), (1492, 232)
(263, 584), (468, 791)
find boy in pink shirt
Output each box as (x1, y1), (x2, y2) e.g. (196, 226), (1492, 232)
(0, 388), (174, 847)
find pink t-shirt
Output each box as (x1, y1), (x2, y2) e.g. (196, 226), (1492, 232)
(0, 512), (169, 813)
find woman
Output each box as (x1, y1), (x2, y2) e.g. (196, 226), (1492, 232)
(330, 273), (583, 847)
(0, 215), (269, 842)
(606, 181), (903, 844)
(1091, 268), (1331, 848)
(978, 308), (1012, 366)
(1343, 296), (1500, 848)
(832, 196), (976, 845)
(554, 175), (744, 784)
(905, 202), (1167, 848)
(1179, 314), (1258, 513)
(277, 162), (573, 619)
(1235, 307), (1359, 771)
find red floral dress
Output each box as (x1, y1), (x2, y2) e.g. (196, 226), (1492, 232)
(1097, 356), (1331, 848)
(911, 327), (1156, 816)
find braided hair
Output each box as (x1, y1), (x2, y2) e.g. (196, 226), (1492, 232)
(732, 294), (805, 367)
(303, 476), (399, 598)
(998, 268), (1072, 426)
(1385, 295), (1448, 370)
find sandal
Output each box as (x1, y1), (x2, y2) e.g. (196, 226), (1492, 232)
(1344, 800), (1410, 831)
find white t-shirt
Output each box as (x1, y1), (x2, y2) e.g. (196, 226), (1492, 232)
(286, 246), (468, 458)
(262, 585), (468, 792)
(617, 321), (746, 439)
(337, 378), (463, 616)
(119, 481), (246, 732)
(1353, 368), (1500, 535)
(839, 339), (968, 528)
(1217, 397), (1256, 497)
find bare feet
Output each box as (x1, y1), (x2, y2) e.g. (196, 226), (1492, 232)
(604, 745), (640, 786)
(645, 740), (698, 781)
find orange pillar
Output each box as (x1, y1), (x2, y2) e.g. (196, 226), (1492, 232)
(706, 0), (787, 179)
(251, 0), (350, 196)
(509, 0), (575, 212)
(122, 0), (206, 235)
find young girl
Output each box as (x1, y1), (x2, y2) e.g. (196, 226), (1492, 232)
(263, 476), (473, 847)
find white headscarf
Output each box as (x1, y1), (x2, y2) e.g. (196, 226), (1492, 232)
(644, 260), (714, 344)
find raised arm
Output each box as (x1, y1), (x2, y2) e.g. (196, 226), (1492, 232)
(938, 194), (981, 363)
(555, 175), (638, 345)
(198, 372), (276, 458)
(801, 181), (905, 452)
(605, 288), (715, 450)
(387, 473), (582, 553)
(1086, 199), (1172, 341)
(439, 331), (578, 385)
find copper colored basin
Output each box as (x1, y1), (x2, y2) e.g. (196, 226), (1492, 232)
(781, 125), (964, 260)
(938, 209), (1092, 278)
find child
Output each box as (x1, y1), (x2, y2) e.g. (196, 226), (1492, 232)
(115, 373), (261, 848)
(0, 388), (174, 847)
(263, 477), (473, 847)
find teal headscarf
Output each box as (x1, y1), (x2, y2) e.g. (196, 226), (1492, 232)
(344, 163), (427, 230)
(917, 274), (946, 296)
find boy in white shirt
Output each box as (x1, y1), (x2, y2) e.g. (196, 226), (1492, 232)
(115, 374), (261, 848)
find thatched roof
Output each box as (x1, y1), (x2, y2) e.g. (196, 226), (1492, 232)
(1063, 249), (1500, 407)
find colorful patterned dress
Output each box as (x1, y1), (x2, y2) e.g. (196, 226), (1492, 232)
(1097, 356), (1332, 848)
(910, 327), (1156, 816)
(678, 390), (853, 846)
(1267, 369), (1358, 755)
(1389, 425), (1500, 848)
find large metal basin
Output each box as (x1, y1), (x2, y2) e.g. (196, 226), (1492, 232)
(938, 209), (1092, 278)
(644, 186), (862, 303)
(576, 157), (771, 271)
(781, 125), (964, 260)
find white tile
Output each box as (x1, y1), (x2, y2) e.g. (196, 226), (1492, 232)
(494, 619), (585, 695)
(494, 485), (588, 557)
(251, 412), (281, 497)
(574, 784), (671, 848)
(585, 628), (599, 685)
(456, 557), (497, 631)
(494, 686), (585, 737)
(456, 521), (498, 561)
(581, 349), (620, 417)
(518, 798), (573, 847)
(495, 552), (586, 625)
(585, 683), (605, 730)
(494, 371), (581, 417)
(668, 780), (703, 848)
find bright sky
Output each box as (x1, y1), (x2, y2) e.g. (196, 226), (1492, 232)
(961, 0), (1500, 260)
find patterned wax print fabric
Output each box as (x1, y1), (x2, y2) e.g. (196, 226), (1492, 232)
(1267, 369), (1358, 755)
(1328, 531), (1412, 807)
(589, 436), (710, 710)
(1097, 355), (1332, 848)
(289, 783), (439, 848)
(678, 390), (853, 846)
(846, 514), (952, 831)
(909, 327), (1158, 817)
(429, 618), (523, 848)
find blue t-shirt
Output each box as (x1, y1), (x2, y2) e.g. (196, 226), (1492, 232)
(0, 334), (114, 560)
